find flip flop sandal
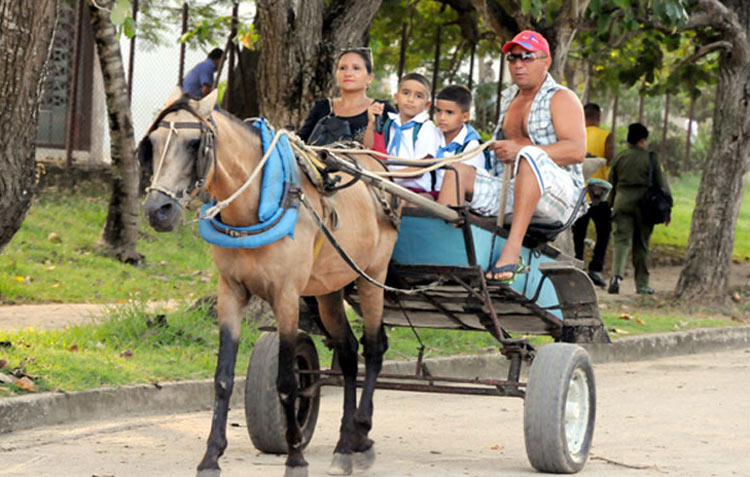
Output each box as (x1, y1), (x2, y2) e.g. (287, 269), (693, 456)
(485, 258), (528, 286)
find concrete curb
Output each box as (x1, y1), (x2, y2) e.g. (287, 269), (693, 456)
(1, 325), (749, 434)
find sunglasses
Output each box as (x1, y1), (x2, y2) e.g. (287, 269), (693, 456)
(506, 51), (546, 64)
(339, 47), (372, 55)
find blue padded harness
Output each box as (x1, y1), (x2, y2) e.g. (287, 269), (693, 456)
(199, 118), (301, 248)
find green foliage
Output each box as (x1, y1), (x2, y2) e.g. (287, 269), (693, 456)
(0, 187), (215, 305)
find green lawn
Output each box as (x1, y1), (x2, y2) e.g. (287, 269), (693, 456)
(0, 190), (216, 304)
(651, 173), (750, 260)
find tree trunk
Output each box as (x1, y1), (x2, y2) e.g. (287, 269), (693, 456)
(257, 0), (383, 127)
(88, 0), (143, 264)
(0, 1), (57, 253)
(676, 2), (750, 302)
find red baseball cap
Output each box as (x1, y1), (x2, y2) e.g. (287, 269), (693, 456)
(502, 30), (550, 58)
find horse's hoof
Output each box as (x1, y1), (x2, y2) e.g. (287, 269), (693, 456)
(328, 452), (353, 475)
(353, 446), (376, 469)
(284, 465), (309, 477)
(196, 469), (221, 477)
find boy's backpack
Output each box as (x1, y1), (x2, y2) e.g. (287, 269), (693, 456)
(382, 116), (423, 154)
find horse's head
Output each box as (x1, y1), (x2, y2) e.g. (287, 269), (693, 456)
(140, 87), (218, 232)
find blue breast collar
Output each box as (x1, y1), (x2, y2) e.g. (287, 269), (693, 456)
(199, 118), (301, 248)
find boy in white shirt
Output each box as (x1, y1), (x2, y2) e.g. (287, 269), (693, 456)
(433, 85), (487, 206)
(367, 72), (441, 198)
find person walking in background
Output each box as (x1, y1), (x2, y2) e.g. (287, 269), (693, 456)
(607, 123), (670, 295)
(182, 48), (223, 99)
(573, 103), (615, 288)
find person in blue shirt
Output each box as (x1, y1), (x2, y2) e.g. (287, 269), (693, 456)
(182, 48), (223, 99)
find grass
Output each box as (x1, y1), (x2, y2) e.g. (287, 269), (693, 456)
(0, 301), (260, 397)
(0, 189), (216, 304)
(2, 297), (744, 397)
(651, 173), (750, 261)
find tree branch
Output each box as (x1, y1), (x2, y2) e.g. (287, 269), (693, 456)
(675, 40), (732, 68)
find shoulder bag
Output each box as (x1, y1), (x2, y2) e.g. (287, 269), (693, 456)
(637, 151), (673, 225)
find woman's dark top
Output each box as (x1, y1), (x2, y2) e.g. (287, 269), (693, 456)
(298, 98), (396, 144)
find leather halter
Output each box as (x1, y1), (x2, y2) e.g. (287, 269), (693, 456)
(144, 102), (218, 207)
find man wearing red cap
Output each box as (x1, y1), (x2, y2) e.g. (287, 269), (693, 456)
(437, 30), (586, 284)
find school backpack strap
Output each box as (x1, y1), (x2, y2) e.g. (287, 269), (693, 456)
(454, 125), (493, 170)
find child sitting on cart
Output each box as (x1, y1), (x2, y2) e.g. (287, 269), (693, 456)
(365, 72), (441, 199)
(432, 84), (489, 207)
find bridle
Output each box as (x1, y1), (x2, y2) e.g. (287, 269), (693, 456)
(144, 101), (218, 208)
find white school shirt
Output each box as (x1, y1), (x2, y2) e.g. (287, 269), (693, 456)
(434, 124), (484, 191)
(386, 110), (442, 191)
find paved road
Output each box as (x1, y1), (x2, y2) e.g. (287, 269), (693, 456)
(1, 348), (749, 477)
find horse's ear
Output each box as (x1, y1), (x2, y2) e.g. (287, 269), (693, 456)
(166, 86), (182, 106)
(137, 136), (153, 175)
(197, 89), (218, 117)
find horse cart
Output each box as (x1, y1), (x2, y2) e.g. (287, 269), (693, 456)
(242, 151), (612, 474)
(140, 92), (611, 476)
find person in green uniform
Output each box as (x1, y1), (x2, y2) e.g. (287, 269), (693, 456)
(607, 123), (670, 294)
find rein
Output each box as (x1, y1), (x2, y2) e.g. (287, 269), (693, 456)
(306, 140), (497, 178)
(298, 193), (441, 295)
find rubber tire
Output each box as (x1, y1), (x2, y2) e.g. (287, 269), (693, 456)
(245, 331), (320, 454)
(524, 343), (596, 474)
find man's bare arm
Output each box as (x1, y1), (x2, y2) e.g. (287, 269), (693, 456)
(604, 131), (615, 165)
(539, 89), (586, 166)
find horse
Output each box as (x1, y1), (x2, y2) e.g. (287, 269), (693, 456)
(139, 88), (400, 477)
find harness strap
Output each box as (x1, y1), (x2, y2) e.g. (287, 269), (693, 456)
(298, 193), (439, 295)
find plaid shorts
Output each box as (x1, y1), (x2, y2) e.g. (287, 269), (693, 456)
(470, 146), (581, 221)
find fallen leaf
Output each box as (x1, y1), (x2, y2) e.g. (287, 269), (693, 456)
(45, 265), (56, 271)
(13, 276), (25, 282)
(636, 318), (645, 326)
(731, 292), (742, 303)
(488, 444), (504, 450)
(15, 376), (35, 391)
(619, 313), (632, 321)
(51, 283), (60, 288)
(68, 345), (79, 352)
(120, 349), (134, 358)
(47, 232), (62, 244)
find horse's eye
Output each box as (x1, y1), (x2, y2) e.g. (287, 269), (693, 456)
(187, 139), (201, 153)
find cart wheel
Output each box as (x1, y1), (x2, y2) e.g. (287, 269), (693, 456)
(245, 331), (320, 454)
(524, 343), (595, 474)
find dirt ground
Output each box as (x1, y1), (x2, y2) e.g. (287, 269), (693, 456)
(1, 263), (748, 332)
